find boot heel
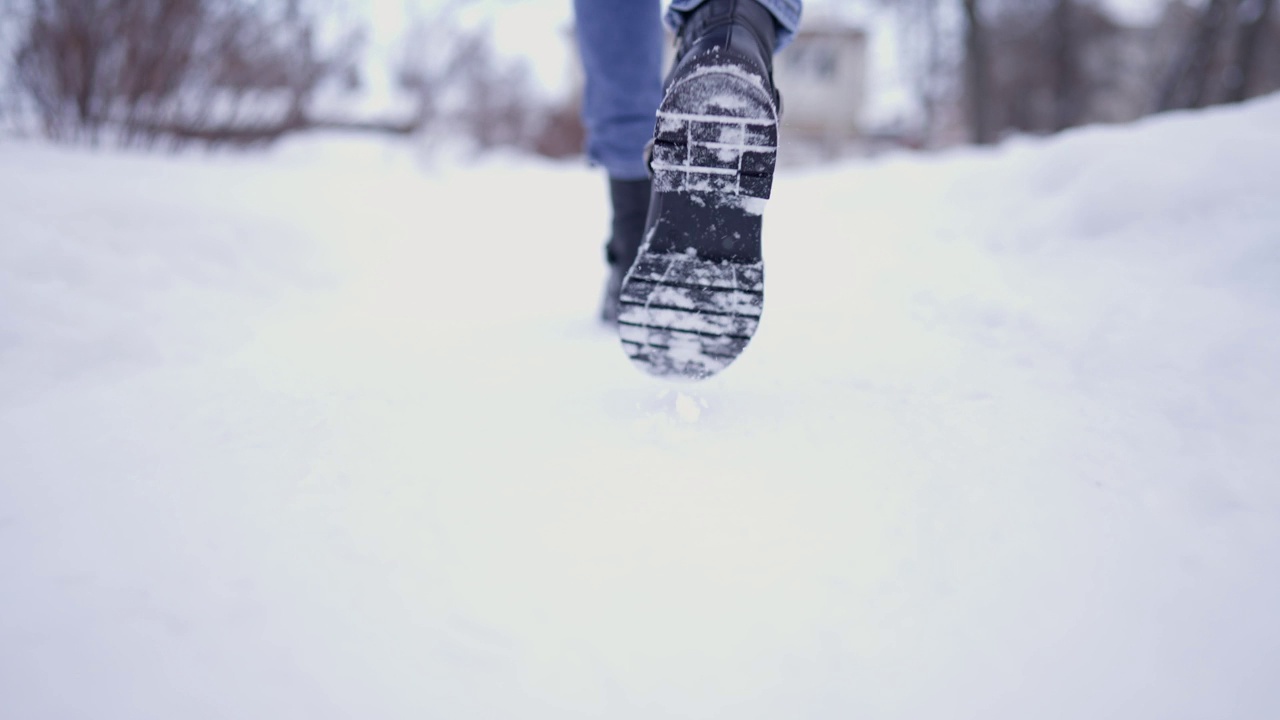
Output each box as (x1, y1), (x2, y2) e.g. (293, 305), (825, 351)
(650, 69), (777, 200)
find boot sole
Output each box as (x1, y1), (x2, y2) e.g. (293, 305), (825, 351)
(619, 66), (777, 380)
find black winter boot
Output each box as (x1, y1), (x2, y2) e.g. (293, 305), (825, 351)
(600, 177), (652, 324)
(616, 0), (780, 380)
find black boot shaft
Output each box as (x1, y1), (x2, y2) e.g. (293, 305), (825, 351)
(606, 177), (651, 271)
(599, 177), (651, 324)
(671, 0), (778, 85)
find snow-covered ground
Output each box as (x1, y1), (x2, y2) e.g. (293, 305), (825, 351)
(3, 97), (1279, 720)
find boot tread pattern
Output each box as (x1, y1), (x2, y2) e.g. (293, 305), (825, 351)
(618, 253), (764, 379)
(650, 70), (778, 200)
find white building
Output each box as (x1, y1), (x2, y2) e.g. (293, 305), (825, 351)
(773, 23), (870, 142)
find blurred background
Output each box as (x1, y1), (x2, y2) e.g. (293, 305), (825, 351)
(0, 0), (1276, 161)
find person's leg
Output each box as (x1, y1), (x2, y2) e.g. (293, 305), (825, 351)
(573, 0), (665, 181)
(573, 0), (664, 322)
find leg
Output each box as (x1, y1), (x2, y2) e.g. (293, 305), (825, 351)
(573, 0), (665, 180)
(573, 0), (665, 322)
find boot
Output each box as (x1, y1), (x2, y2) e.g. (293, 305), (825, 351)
(616, 0), (780, 379)
(599, 177), (651, 324)
(656, 0), (779, 204)
(667, 0), (779, 111)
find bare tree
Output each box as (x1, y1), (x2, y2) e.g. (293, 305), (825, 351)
(1050, 0), (1083, 131)
(963, 0), (995, 143)
(394, 4), (583, 158)
(878, 0), (995, 145)
(881, 0), (1274, 146)
(1231, 0), (1278, 101)
(0, 0), (30, 129)
(886, 0), (961, 146)
(1159, 0), (1237, 110)
(10, 0), (364, 147)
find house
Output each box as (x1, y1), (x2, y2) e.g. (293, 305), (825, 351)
(773, 23), (870, 142)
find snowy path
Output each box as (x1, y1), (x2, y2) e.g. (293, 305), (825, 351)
(3, 99), (1280, 720)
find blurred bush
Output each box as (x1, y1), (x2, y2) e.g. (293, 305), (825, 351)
(6, 0), (362, 147)
(0, 0), (583, 156)
(393, 14), (583, 158)
(887, 0), (1279, 146)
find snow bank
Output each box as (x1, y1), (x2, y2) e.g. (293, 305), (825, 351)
(2, 97), (1279, 720)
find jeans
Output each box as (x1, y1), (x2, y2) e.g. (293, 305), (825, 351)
(574, 0), (802, 180)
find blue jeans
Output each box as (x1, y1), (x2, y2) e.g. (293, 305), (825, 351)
(574, 0), (802, 180)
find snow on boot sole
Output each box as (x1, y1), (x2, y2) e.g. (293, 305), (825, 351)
(619, 66), (777, 380)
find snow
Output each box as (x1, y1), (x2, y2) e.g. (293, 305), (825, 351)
(4, 95), (1280, 719)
